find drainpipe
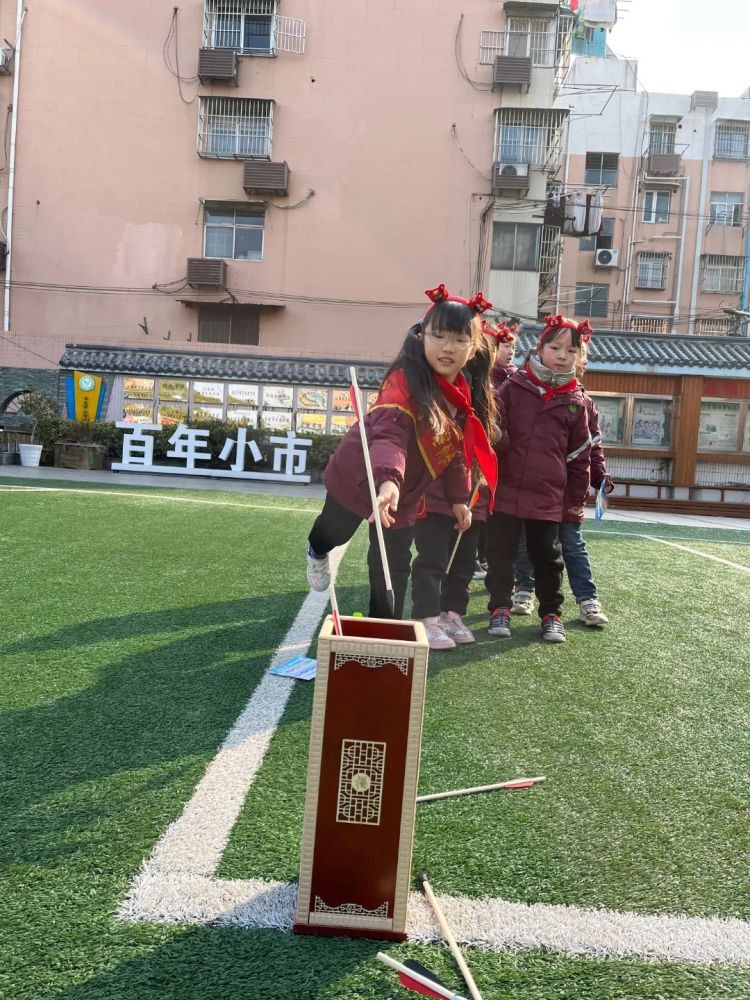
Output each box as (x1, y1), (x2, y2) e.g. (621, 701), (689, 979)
(3, 2), (27, 332)
(740, 220), (750, 336)
(687, 107), (714, 337)
(671, 175), (689, 331)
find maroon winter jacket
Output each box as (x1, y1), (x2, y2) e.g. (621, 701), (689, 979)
(323, 407), (470, 529)
(562, 392), (608, 523)
(493, 368), (591, 522)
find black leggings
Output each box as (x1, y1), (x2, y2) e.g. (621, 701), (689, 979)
(308, 494), (414, 620)
(486, 512), (564, 618)
(412, 514), (481, 619)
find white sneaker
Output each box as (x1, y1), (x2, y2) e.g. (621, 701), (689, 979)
(306, 546), (330, 592)
(511, 590), (534, 616)
(578, 598), (609, 627)
(420, 617), (456, 651)
(439, 611), (475, 644)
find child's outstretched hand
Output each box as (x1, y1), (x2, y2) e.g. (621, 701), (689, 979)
(452, 503), (472, 533)
(369, 480), (399, 527)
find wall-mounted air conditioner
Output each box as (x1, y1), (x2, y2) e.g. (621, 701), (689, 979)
(595, 248), (619, 268)
(497, 162), (530, 179)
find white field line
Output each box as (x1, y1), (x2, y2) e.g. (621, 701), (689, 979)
(587, 528), (750, 552)
(117, 538), (750, 965)
(0, 485), (313, 514)
(642, 534), (750, 575)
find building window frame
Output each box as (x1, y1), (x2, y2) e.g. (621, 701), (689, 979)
(629, 316), (672, 334)
(714, 121), (750, 160)
(709, 192), (743, 227)
(635, 252), (669, 290)
(574, 282), (609, 318)
(204, 205), (265, 261)
(198, 97), (273, 159)
(491, 222), (542, 272)
(584, 151), (619, 186)
(702, 255), (745, 293)
(580, 216), (614, 252)
(642, 190), (670, 224)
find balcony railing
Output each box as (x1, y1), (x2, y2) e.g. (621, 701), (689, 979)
(494, 108), (568, 171)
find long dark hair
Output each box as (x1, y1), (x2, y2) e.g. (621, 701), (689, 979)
(464, 331), (499, 444)
(383, 300), (493, 439)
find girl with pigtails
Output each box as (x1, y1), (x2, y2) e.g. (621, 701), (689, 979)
(486, 315), (593, 644)
(306, 284), (498, 623)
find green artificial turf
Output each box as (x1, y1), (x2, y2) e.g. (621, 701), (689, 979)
(2, 482), (750, 1000)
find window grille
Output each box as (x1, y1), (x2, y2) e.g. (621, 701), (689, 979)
(702, 255), (745, 293)
(649, 121), (677, 155)
(714, 121), (750, 159)
(636, 252), (669, 290)
(709, 192), (743, 227)
(629, 316), (671, 334)
(198, 305), (260, 346)
(204, 0), (305, 55)
(539, 225), (562, 278)
(694, 318), (734, 336)
(198, 97), (273, 158)
(494, 108), (567, 169)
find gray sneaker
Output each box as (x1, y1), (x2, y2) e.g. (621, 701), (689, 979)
(306, 546), (330, 592)
(541, 614), (566, 643)
(578, 598), (609, 627)
(488, 607), (511, 638)
(511, 590), (534, 615)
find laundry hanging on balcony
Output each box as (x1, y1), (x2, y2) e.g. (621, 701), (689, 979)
(545, 190), (604, 236)
(583, 0), (618, 29)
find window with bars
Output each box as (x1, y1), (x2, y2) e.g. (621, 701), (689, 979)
(648, 120), (677, 155)
(505, 17), (556, 65)
(575, 283), (609, 318)
(629, 316), (672, 334)
(702, 255), (745, 293)
(197, 305), (260, 345)
(636, 252), (669, 290)
(491, 223), (541, 271)
(709, 192), (743, 227)
(580, 217), (614, 252)
(694, 318), (735, 336)
(642, 190), (670, 224)
(494, 109), (567, 167)
(198, 97), (273, 158)
(714, 121), (750, 159)
(204, 206), (265, 261)
(584, 152), (618, 186)
(203, 0), (306, 55)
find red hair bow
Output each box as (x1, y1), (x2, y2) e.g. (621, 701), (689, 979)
(424, 284), (493, 315)
(482, 319), (516, 344)
(577, 320), (593, 343)
(539, 314), (595, 345)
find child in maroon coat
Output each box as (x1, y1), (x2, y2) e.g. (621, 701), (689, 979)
(411, 320), (500, 649)
(486, 315), (593, 643)
(306, 284), (498, 620)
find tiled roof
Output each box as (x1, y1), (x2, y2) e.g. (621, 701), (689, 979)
(59, 344), (389, 388)
(60, 330), (750, 385)
(515, 329), (750, 376)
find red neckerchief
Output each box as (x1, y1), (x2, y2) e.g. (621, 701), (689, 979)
(524, 361), (578, 403)
(433, 370), (498, 502)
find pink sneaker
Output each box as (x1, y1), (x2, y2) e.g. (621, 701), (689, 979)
(420, 617), (456, 651)
(439, 611), (475, 644)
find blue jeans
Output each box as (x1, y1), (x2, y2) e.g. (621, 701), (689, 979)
(515, 522), (597, 602)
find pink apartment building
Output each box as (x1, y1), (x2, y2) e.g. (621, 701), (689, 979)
(556, 53), (750, 337)
(0, 0), (573, 432)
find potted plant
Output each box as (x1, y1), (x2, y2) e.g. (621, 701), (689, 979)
(18, 392), (65, 467)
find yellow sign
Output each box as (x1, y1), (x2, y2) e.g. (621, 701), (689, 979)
(68, 370), (105, 422)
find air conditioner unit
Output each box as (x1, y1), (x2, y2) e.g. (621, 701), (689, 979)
(0, 49), (12, 75)
(595, 248), (619, 268)
(497, 162), (530, 178)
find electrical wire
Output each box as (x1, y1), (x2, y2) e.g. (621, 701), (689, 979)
(454, 15), (492, 93)
(163, 7), (200, 105)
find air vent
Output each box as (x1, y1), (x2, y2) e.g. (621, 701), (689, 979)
(492, 54), (532, 91)
(243, 161), (289, 196)
(186, 258), (227, 287)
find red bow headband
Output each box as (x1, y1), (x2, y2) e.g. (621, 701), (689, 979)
(425, 284), (493, 316)
(538, 314), (593, 346)
(482, 319), (518, 344)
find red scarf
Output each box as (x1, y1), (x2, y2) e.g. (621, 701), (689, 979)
(524, 361), (578, 403)
(434, 371), (498, 502)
